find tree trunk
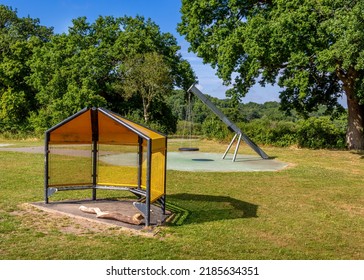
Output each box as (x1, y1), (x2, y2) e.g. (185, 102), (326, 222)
(142, 97), (150, 123)
(337, 67), (364, 150)
(346, 94), (364, 150)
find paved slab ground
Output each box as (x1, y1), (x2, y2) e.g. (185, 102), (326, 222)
(31, 199), (170, 233)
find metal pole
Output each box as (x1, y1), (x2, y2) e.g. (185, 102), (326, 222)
(91, 108), (99, 200)
(232, 133), (242, 162)
(222, 133), (238, 159)
(138, 137), (143, 190)
(92, 141), (97, 200)
(44, 132), (50, 204)
(162, 137), (168, 214)
(145, 140), (152, 226)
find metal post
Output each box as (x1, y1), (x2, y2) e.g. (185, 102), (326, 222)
(44, 132), (50, 204)
(222, 133), (238, 159)
(138, 137), (143, 190)
(145, 140), (152, 226)
(233, 133), (242, 162)
(92, 141), (97, 200)
(91, 108), (99, 200)
(162, 137), (168, 214)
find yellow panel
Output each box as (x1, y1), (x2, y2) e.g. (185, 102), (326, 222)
(150, 149), (166, 202)
(50, 110), (92, 143)
(152, 137), (166, 152)
(97, 165), (138, 186)
(97, 183), (139, 188)
(47, 108), (166, 204)
(110, 112), (165, 141)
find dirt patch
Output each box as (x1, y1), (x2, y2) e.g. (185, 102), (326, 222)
(12, 203), (114, 235)
(337, 204), (364, 217)
(14, 202), (167, 237)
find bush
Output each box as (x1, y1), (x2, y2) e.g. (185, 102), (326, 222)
(239, 119), (298, 147)
(297, 117), (346, 149)
(201, 116), (232, 141)
(200, 116), (347, 149)
(176, 120), (202, 137)
(124, 108), (177, 135)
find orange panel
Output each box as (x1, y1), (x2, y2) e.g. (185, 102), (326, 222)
(98, 112), (139, 145)
(50, 110), (92, 143)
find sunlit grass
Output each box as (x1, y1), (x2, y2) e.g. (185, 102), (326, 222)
(0, 140), (363, 260)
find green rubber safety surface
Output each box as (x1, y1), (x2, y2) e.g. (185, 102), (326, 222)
(166, 152), (288, 172)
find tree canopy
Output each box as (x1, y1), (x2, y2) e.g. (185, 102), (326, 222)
(118, 52), (173, 123)
(178, 0), (364, 149)
(0, 5), (52, 132)
(0, 6), (196, 135)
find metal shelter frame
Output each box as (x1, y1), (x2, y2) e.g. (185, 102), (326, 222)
(44, 107), (167, 226)
(188, 84), (269, 161)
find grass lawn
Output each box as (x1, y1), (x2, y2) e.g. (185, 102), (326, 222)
(0, 139), (363, 260)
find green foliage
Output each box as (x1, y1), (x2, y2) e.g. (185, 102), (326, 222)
(167, 89), (348, 149)
(0, 88), (28, 132)
(0, 6), (195, 136)
(125, 99), (178, 135)
(201, 115), (231, 141)
(297, 117), (346, 149)
(200, 115), (347, 149)
(117, 52), (173, 122)
(178, 0), (364, 149)
(201, 114), (347, 149)
(240, 119), (298, 148)
(0, 5), (52, 132)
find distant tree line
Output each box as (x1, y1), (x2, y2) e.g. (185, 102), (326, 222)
(168, 90), (347, 149)
(0, 5), (195, 136)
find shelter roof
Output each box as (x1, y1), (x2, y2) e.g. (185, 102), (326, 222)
(46, 107), (166, 147)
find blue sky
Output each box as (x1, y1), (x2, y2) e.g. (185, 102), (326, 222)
(2, 0), (281, 102)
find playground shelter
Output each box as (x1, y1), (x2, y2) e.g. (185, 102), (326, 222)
(44, 107), (167, 226)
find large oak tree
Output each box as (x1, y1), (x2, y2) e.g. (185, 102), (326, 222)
(178, 0), (364, 149)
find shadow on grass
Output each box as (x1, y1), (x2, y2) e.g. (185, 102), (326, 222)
(166, 193), (258, 226)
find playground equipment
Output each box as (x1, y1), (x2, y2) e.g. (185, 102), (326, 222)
(188, 84), (269, 161)
(44, 107), (167, 226)
(178, 91), (199, 152)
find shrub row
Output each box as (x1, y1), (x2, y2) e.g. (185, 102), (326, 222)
(188, 116), (347, 149)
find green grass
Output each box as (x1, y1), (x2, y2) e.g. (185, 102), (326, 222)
(0, 140), (363, 260)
